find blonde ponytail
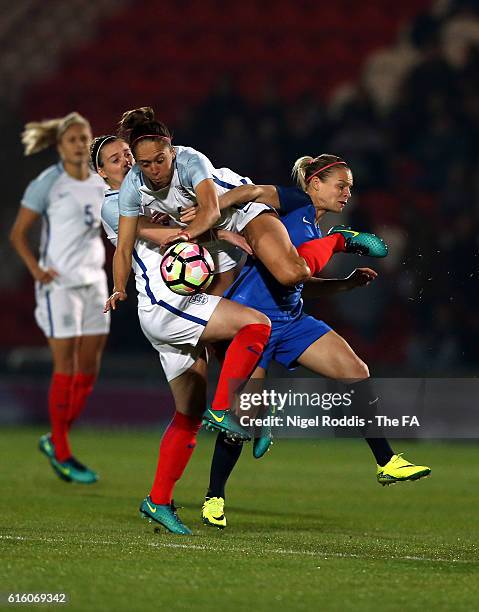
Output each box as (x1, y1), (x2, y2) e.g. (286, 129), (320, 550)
(21, 112), (90, 156)
(291, 156), (314, 191)
(292, 154), (348, 190)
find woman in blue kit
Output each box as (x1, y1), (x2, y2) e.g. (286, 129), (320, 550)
(200, 153), (431, 529)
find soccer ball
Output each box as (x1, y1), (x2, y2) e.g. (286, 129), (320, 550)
(160, 242), (215, 295)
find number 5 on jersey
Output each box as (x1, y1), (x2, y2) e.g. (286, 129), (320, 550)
(84, 204), (94, 227)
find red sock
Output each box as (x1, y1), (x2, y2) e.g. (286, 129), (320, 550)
(68, 372), (96, 428)
(49, 373), (73, 461)
(297, 234), (346, 275)
(150, 412), (202, 505)
(212, 323), (271, 411)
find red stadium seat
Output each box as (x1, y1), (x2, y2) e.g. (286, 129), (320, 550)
(23, 0), (433, 129)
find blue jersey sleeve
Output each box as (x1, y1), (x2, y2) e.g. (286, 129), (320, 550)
(21, 164), (62, 214)
(177, 148), (213, 190)
(276, 186), (312, 214)
(119, 166), (142, 217)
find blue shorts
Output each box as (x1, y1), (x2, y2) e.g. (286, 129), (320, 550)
(259, 313), (332, 370)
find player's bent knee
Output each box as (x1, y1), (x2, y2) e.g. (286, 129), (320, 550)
(273, 265), (310, 287)
(252, 312), (271, 327)
(336, 356), (369, 381)
(351, 359), (369, 380)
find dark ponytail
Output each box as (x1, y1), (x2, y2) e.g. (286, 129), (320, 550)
(118, 107), (172, 151)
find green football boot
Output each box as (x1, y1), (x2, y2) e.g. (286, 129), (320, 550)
(38, 433), (55, 459)
(328, 225), (388, 258)
(202, 497), (227, 529)
(139, 496), (192, 535)
(253, 434), (273, 459)
(50, 456), (98, 484)
(252, 405), (274, 458)
(202, 409), (251, 441)
(39, 433), (98, 484)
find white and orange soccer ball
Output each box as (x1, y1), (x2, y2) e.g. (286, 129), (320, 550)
(160, 242), (215, 296)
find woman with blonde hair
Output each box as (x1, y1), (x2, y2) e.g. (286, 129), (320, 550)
(10, 112), (109, 484)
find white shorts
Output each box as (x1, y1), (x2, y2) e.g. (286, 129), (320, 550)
(138, 292), (222, 381)
(210, 167), (275, 234)
(35, 277), (110, 339)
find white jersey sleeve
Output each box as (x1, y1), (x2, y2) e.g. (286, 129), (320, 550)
(21, 164), (62, 214)
(176, 147), (213, 189)
(118, 166), (142, 217)
(101, 190), (120, 245)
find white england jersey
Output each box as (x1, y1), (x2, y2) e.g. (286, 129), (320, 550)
(21, 163), (107, 288)
(102, 189), (195, 310)
(119, 146), (271, 234)
(102, 188), (221, 382)
(103, 187), (243, 310)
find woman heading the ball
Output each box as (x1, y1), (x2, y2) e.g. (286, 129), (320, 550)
(9, 113), (109, 485)
(197, 154), (430, 529)
(95, 134), (271, 534)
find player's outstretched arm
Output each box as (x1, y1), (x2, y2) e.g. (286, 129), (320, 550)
(301, 267), (377, 298)
(219, 184), (280, 211)
(179, 184), (280, 225)
(138, 217), (244, 252)
(169, 206), (253, 255)
(106, 215), (138, 312)
(137, 216), (182, 246)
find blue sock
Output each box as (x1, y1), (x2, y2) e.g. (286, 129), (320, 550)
(207, 432), (243, 499)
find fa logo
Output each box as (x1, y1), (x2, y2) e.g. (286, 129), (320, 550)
(189, 294), (208, 305)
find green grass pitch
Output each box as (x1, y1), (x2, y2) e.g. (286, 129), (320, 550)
(1, 427), (478, 611)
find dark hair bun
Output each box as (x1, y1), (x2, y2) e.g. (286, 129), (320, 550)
(119, 107), (155, 131)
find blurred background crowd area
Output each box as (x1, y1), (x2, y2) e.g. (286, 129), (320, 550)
(1, 0), (479, 377)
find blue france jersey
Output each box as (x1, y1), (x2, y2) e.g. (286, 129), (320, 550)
(225, 186), (320, 321)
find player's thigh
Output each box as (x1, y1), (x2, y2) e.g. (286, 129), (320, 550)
(200, 298), (270, 343)
(168, 352), (208, 417)
(297, 330), (369, 381)
(76, 334), (108, 375)
(47, 336), (77, 374)
(243, 214), (303, 283)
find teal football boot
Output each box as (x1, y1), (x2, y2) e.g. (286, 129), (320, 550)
(253, 434), (273, 459)
(328, 225), (388, 258)
(202, 409), (251, 441)
(252, 404), (274, 458)
(139, 496), (192, 535)
(39, 435), (98, 484)
(38, 433), (55, 459)
(50, 456), (98, 484)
